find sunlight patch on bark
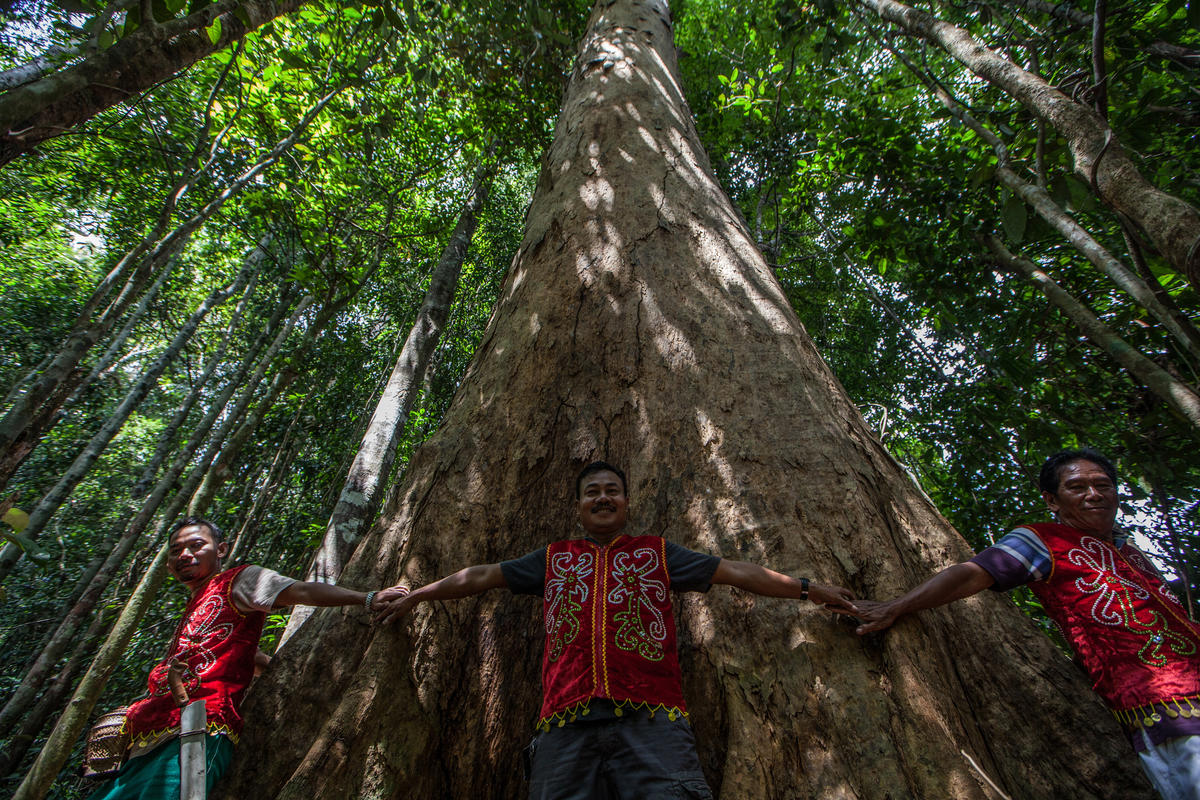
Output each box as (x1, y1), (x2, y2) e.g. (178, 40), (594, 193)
(578, 175), (615, 211)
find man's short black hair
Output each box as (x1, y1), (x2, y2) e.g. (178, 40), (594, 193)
(1038, 449), (1117, 495)
(169, 516), (225, 544)
(576, 461), (628, 499)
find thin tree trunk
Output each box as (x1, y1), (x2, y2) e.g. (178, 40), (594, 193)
(187, 232), (386, 515)
(222, 2), (1149, 798)
(63, 252), (178, 410)
(0, 0), (310, 165)
(983, 234), (1200, 434)
(1, 355), (50, 412)
(0, 532), (117, 734)
(0, 598), (114, 779)
(131, 235), (270, 498)
(877, 36), (1200, 365)
(856, 0), (1200, 291)
(0, 83), (344, 482)
(227, 428), (304, 564)
(0, 261), (251, 576)
(6, 294), (307, 800)
(280, 166), (493, 642)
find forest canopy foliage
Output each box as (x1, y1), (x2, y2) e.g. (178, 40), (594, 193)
(0, 0), (1197, 794)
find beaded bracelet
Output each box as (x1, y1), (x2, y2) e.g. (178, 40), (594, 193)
(364, 590), (377, 611)
(800, 578), (809, 601)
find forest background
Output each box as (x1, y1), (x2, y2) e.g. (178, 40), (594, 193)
(0, 0), (1198, 796)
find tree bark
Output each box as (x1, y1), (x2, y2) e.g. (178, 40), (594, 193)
(856, 0), (1200, 292)
(983, 234), (1200, 435)
(221, 2), (1149, 798)
(0, 0), (308, 165)
(281, 165), (494, 642)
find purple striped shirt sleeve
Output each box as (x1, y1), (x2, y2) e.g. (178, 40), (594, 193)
(970, 527), (1052, 591)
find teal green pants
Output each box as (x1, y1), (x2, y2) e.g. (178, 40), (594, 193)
(88, 734), (232, 799)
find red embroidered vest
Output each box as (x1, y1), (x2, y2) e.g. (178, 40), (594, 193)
(539, 535), (685, 725)
(1026, 523), (1200, 712)
(125, 566), (265, 742)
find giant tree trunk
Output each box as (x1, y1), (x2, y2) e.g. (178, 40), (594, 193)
(221, 1), (1149, 798)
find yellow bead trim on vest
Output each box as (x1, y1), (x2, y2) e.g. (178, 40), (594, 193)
(536, 698), (688, 732)
(1112, 693), (1200, 730)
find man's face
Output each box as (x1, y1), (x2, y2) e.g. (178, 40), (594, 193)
(168, 524), (228, 590)
(577, 470), (628, 538)
(1043, 459), (1118, 536)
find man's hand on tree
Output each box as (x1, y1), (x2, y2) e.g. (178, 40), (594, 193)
(372, 583), (410, 609)
(373, 592), (418, 625)
(851, 600), (902, 634)
(809, 583), (858, 613)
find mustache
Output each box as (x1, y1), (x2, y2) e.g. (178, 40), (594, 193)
(591, 500), (617, 512)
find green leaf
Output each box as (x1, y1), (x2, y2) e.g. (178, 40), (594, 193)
(384, 0), (404, 28)
(280, 50), (307, 70)
(3, 507), (28, 532)
(205, 17), (222, 44)
(233, 5), (252, 27)
(1001, 194), (1027, 243)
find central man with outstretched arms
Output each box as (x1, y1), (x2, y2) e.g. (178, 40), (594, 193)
(376, 461), (856, 799)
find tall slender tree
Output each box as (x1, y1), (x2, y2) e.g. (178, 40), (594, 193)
(282, 162), (495, 642)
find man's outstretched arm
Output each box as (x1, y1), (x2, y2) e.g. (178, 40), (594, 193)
(375, 564), (507, 624)
(274, 580), (409, 611)
(854, 562), (995, 635)
(711, 559), (857, 612)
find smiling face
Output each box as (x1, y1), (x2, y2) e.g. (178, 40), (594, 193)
(168, 523), (229, 593)
(576, 469), (629, 543)
(1042, 459), (1119, 537)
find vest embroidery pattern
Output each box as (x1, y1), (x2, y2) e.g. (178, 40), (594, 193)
(124, 566), (264, 744)
(1067, 535), (1196, 667)
(608, 547), (667, 661)
(149, 591), (236, 697)
(545, 550), (593, 662)
(538, 536), (686, 727)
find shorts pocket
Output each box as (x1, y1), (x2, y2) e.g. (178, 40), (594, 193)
(669, 772), (713, 799)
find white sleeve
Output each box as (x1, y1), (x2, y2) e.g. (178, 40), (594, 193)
(231, 566), (297, 613)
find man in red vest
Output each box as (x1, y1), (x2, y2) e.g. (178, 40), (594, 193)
(853, 449), (1200, 800)
(376, 461), (856, 799)
(88, 517), (409, 800)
